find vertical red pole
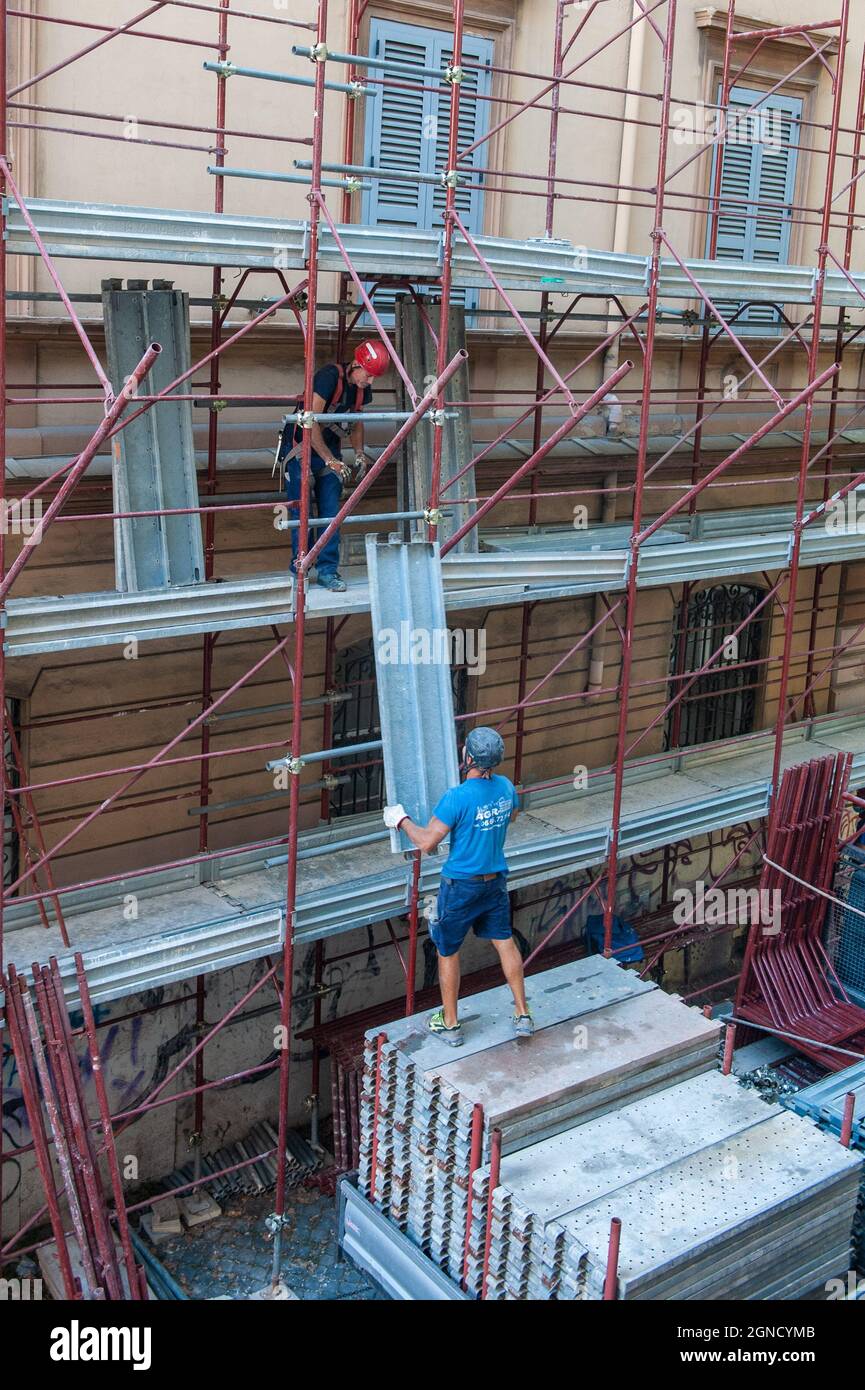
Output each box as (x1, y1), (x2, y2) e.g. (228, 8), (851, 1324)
(480, 1125), (502, 1300)
(198, 0), (231, 857)
(603, 0), (677, 956)
(840, 1090), (855, 1148)
(368, 1031), (387, 1202)
(72, 954), (141, 1299)
(602, 1216), (622, 1300)
(192, 0), (231, 1203)
(0, 0), (9, 1256)
(405, 851), (421, 1016)
(722, 1020), (736, 1075)
(462, 1101), (484, 1291)
(427, 0), (465, 534)
(271, 0), (329, 1292)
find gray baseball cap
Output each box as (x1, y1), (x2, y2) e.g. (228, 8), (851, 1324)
(465, 726), (505, 770)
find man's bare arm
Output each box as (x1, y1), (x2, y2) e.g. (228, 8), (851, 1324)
(400, 815), (451, 855)
(308, 392), (342, 473)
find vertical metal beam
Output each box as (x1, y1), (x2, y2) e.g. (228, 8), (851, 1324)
(603, 0), (676, 956)
(271, 0), (329, 1293)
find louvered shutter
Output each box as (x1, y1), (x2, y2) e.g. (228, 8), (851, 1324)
(361, 20), (492, 319)
(708, 86), (802, 327)
(362, 21), (435, 229)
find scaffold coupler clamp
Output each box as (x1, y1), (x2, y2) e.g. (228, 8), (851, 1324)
(264, 1212), (291, 1239)
(346, 80), (367, 101)
(309, 42), (328, 63)
(424, 507), (445, 527)
(444, 64), (463, 84)
(213, 60), (236, 79)
(441, 168), (460, 190)
(427, 408), (447, 427)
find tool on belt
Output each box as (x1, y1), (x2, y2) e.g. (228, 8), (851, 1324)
(273, 364), (367, 489)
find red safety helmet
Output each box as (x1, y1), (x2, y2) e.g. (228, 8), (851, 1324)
(353, 339), (390, 377)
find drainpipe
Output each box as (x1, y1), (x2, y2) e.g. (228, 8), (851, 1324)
(588, 4), (646, 695)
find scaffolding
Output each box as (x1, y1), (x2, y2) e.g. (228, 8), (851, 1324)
(3, 0), (865, 1298)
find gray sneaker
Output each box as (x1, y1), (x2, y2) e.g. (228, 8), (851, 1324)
(513, 1011), (534, 1038)
(428, 1009), (464, 1047)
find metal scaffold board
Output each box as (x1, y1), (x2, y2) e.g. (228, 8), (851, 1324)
(9, 197), (865, 306)
(366, 535), (461, 853)
(103, 284), (205, 591)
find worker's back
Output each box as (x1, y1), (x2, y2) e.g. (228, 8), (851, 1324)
(433, 774), (518, 879)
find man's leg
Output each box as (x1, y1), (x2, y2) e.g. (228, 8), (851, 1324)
(437, 949), (461, 1028)
(490, 936), (528, 1016)
(314, 466), (343, 578)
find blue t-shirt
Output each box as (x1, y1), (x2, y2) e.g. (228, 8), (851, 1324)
(433, 774), (519, 879)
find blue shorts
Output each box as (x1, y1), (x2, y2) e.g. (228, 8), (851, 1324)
(430, 873), (512, 957)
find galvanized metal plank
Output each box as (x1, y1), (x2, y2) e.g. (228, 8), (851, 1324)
(7, 197), (865, 306)
(103, 286), (205, 590)
(366, 536), (461, 853)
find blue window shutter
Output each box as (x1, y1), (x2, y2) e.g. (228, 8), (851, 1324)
(362, 20), (436, 230)
(708, 86), (802, 327)
(362, 20), (492, 318)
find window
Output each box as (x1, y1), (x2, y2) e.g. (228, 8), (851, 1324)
(361, 18), (493, 317)
(664, 584), (766, 749)
(708, 85), (802, 327)
(330, 635), (471, 818)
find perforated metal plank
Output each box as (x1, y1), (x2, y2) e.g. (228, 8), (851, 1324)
(490, 1072), (781, 1223)
(103, 285), (205, 591)
(366, 536), (461, 852)
(561, 1113), (863, 1298)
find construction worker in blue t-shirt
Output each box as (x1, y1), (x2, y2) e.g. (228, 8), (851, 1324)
(383, 726), (533, 1047)
(277, 339), (389, 593)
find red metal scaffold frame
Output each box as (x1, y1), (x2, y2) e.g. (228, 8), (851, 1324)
(1, 0), (864, 1295)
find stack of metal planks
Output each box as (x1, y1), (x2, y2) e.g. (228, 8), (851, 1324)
(467, 1073), (862, 1299)
(782, 1061), (865, 1269)
(357, 957), (722, 1286)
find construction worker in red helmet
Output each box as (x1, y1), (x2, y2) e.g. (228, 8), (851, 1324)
(278, 338), (390, 593)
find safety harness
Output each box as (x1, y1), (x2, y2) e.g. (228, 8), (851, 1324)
(273, 363), (365, 486)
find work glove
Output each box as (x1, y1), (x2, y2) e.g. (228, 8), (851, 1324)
(383, 803), (408, 830)
(354, 452), (371, 480)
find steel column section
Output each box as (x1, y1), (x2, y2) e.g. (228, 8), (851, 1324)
(366, 537), (460, 853)
(103, 286), (205, 590)
(603, 0), (676, 958)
